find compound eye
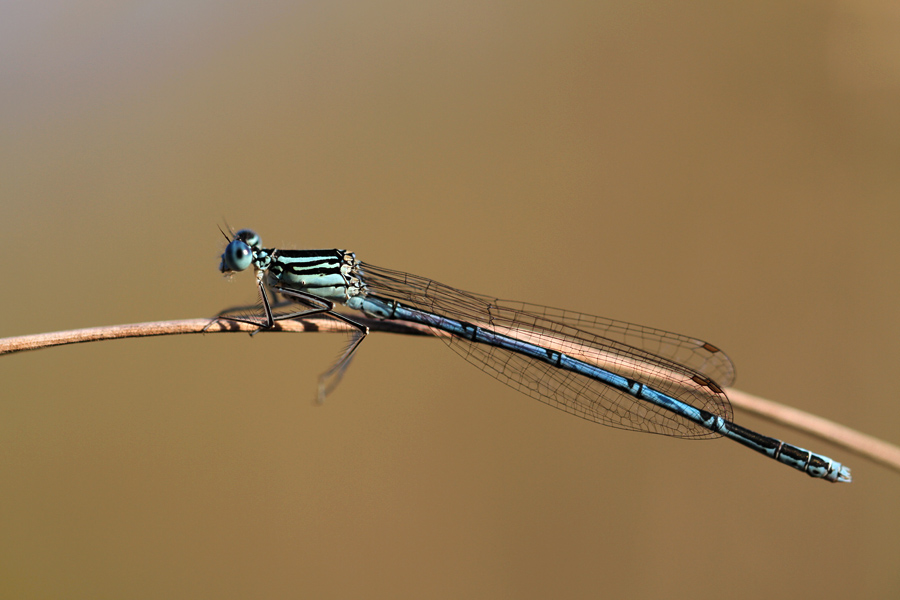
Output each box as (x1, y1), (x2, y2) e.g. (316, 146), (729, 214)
(235, 229), (260, 249)
(221, 239), (253, 272)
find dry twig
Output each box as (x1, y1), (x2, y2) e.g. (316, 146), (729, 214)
(2, 318), (897, 475)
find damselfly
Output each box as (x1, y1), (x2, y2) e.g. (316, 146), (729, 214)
(214, 228), (851, 483)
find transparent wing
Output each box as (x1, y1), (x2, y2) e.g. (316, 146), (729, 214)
(439, 328), (729, 438)
(360, 263), (733, 438)
(491, 300), (735, 388)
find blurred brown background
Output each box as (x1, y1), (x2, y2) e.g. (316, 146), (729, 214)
(1, 1), (898, 598)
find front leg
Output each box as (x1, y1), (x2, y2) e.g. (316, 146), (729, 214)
(209, 280), (336, 332)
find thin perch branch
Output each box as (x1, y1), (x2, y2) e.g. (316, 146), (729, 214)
(0, 317), (436, 355)
(1, 318), (897, 474)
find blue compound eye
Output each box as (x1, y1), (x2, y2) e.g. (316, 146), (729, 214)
(221, 239), (253, 272)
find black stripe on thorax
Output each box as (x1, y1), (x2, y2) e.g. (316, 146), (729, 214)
(273, 249), (345, 276)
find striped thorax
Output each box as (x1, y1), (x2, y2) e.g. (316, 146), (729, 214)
(220, 229), (367, 307)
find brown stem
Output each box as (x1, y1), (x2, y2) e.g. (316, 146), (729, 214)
(1, 318), (896, 475)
